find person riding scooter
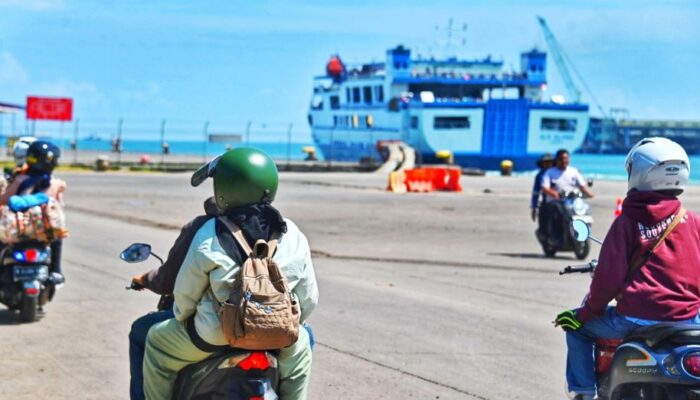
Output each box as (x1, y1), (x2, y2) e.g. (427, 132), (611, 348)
(540, 149), (594, 247)
(554, 137), (700, 400)
(142, 147), (319, 400)
(1, 140), (66, 284)
(128, 196), (220, 400)
(532, 152), (554, 228)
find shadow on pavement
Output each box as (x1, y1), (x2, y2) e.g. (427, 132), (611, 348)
(491, 252), (577, 261)
(0, 309), (19, 325)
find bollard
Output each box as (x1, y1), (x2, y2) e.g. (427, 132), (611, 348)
(95, 155), (110, 171)
(500, 160), (513, 176)
(303, 146), (318, 161)
(435, 150), (454, 164)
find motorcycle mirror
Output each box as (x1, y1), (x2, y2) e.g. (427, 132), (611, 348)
(587, 178), (594, 188)
(120, 243), (152, 263)
(571, 220), (590, 242)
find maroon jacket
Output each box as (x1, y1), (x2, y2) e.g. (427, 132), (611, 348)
(577, 191), (700, 323)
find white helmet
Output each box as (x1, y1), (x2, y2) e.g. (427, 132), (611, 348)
(12, 136), (38, 167)
(625, 137), (690, 194)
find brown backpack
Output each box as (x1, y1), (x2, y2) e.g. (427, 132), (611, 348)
(216, 217), (300, 350)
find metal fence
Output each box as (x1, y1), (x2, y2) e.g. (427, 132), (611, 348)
(0, 116), (315, 165)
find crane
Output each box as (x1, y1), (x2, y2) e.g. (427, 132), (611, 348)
(536, 16), (581, 104)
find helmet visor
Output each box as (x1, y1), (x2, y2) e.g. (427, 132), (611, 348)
(190, 155), (221, 187)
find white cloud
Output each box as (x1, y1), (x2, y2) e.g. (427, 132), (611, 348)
(0, 0), (64, 10)
(31, 78), (104, 108)
(0, 51), (29, 84)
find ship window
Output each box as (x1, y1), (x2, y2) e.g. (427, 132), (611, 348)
(352, 87), (361, 103)
(346, 88), (351, 103)
(308, 114), (313, 126)
(311, 95), (323, 110)
(541, 118), (577, 132)
(434, 116), (470, 129)
(333, 115), (338, 127)
(410, 116), (419, 129)
(376, 86), (384, 102)
(330, 95), (340, 110)
(363, 86), (373, 104)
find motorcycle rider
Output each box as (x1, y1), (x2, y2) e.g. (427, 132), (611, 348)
(0, 140), (66, 283)
(554, 137), (700, 400)
(540, 149), (594, 246)
(128, 197), (219, 400)
(142, 148), (318, 400)
(531, 152), (554, 225)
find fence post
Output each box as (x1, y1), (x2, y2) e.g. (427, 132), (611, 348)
(202, 120), (209, 162)
(245, 120), (252, 146)
(72, 119), (79, 165)
(286, 123), (293, 169)
(160, 119), (166, 165)
(116, 118), (123, 167)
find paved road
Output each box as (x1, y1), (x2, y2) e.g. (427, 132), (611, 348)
(3, 171), (692, 399)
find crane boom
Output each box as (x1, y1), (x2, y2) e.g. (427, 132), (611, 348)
(536, 16), (581, 103)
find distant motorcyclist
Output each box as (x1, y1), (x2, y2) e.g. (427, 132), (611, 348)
(554, 137), (700, 400)
(531, 152), (553, 225)
(540, 149), (593, 245)
(0, 136), (38, 193)
(142, 148), (318, 400)
(0, 140), (66, 283)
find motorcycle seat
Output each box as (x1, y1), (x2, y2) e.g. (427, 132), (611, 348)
(624, 323), (700, 349)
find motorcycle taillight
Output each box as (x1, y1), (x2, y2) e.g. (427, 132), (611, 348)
(238, 352), (271, 371)
(683, 352), (700, 377)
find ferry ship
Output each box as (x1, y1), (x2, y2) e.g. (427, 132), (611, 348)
(307, 45), (590, 171)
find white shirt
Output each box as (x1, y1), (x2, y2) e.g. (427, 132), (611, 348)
(541, 166), (587, 202)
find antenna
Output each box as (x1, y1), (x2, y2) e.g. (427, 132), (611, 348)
(434, 18), (467, 57)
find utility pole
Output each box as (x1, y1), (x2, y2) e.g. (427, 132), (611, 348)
(160, 119), (166, 165)
(245, 120), (252, 146)
(286, 123), (293, 169)
(72, 119), (79, 165)
(116, 118), (123, 167)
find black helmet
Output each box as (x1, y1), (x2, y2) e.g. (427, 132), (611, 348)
(26, 140), (60, 174)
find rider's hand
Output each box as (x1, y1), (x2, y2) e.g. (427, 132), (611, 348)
(554, 309), (582, 332)
(131, 273), (147, 291)
(530, 208), (537, 222)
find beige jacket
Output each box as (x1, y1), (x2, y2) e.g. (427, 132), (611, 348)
(173, 218), (319, 346)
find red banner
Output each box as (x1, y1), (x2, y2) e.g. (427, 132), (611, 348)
(26, 96), (73, 121)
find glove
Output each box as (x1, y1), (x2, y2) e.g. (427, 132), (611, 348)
(554, 310), (582, 332)
(530, 208), (537, 222)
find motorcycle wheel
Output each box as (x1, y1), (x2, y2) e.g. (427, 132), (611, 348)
(542, 244), (556, 258)
(574, 240), (590, 260)
(19, 296), (38, 323)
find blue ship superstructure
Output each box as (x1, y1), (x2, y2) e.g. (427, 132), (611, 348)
(307, 45), (590, 171)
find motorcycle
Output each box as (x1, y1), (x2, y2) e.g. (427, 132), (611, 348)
(0, 241), (58, 322)
(120, 243), (281, 400)
(558, 221), (700, 399)
(537, 190), (593, 260)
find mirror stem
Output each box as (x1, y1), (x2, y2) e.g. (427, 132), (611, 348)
(590, 236), (603, 245)
(151, 252), (164, 264)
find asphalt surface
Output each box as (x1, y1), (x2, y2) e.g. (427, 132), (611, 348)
(2, 170), (699, 399)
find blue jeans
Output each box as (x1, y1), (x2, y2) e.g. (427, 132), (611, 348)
(129, 309), (174, 400)
(566, 306), (700, 395)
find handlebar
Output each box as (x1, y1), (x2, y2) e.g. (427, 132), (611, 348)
(559, 265), (594, 275)
(126, 281), (144, 290)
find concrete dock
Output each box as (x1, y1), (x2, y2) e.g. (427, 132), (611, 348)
(1, 171), (698, 399)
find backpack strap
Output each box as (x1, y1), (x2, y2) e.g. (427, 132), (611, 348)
(626, 207), (686, 282)
(218, 216), (253, 256)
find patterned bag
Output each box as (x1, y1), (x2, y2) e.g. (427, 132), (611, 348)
(0, 198), (68, 244)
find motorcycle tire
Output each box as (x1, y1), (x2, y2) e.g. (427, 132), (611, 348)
(542, 244), (556, 258)
(574, 240), (590, 260)
(19, 296), (38, 323)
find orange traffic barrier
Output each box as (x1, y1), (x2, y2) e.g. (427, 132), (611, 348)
(388, 167), (462, 193)
(614, 197), (623, 217)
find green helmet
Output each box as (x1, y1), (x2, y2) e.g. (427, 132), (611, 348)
(191, 148), (278, 211)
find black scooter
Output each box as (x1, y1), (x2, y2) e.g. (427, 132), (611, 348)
(121, 243), (280, 400)
(0, 241), (58, 322)
(537, 190), (593, 260)
(559, 221), (700, 399)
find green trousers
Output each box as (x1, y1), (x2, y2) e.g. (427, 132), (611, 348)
(143, 318), (313, 400)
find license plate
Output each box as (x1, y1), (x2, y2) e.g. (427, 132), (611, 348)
(13, 266), (43, 281)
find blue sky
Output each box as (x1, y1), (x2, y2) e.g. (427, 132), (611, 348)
(0, 0), (698, 141)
